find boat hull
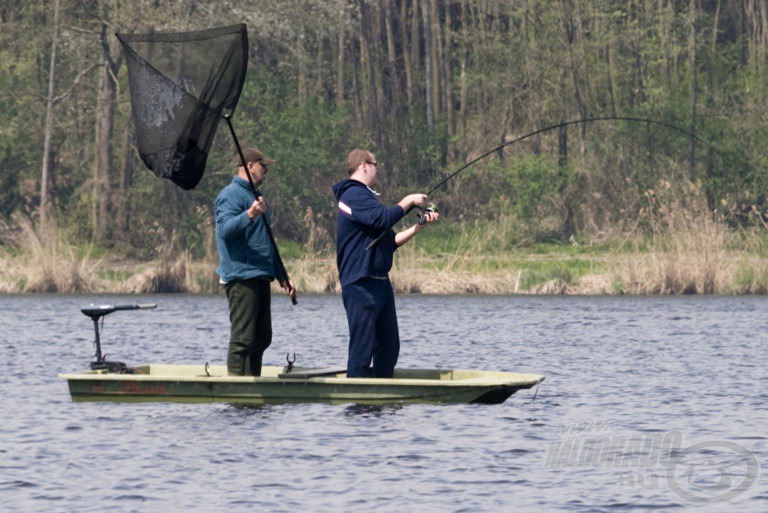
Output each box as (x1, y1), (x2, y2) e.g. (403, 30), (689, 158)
(60, 365), (544, 405)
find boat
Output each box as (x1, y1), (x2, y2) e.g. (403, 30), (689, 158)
(61, 364), (544, 405)
(59, 304), (544, 405)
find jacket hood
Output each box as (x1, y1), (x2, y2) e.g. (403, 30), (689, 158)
(332, 179), (365, 201)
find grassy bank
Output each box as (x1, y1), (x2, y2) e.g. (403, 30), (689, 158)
(3, 211), (768, 295)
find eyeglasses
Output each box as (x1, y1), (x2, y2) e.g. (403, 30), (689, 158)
(365, 160), (378, 167)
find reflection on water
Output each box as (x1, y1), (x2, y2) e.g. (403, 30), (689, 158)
(224, 403), (276, 417)
(0, 294), (766, 512)
(343, 403), (405, 417)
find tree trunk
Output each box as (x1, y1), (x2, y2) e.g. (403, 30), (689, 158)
(358, 2), (382, 147)
(421, 0), (434, 133)
(688, 0), (697, 176)
(558, 121), (575, 238)
(740, 0), (748, 66)
(711, 0), (721, 53)
(401, 0), (414, 107)
(383, 0), (399, 110)
(563, 4), (586, 154)
(605, 43), (617, 117)
(336, 3), (346, 108)
(409, 0), (420, 107)
(430, 0), (441, 122)
(441, 1), (453, 140)
(115, 119), (134, 241)
(92, 18), (121, 245)
(371, 2), (385, 141)
(93, 64), (114, 244)
(459, 0), (469, 134)
(350, 21), (363, 130)
(297, 26), (307, 105)
(40, 0), (61, 233)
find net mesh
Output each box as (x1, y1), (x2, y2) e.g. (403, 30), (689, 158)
(117, 24), (248, 190)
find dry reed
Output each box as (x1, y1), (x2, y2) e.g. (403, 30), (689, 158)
(2, 213), (102, 293)
(5, 184), (768, 295)
(613, 180), (740, 295)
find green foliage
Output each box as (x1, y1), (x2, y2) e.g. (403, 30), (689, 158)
(4, 0), (768, 261)
(235, 70), (357, 241)
(0, 145), (21, 219)
(379, 109), (452, 194)
(446, 154), (569, 242)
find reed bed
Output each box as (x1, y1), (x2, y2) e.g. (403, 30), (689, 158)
(0, 214), (102, 293)
(3, 199), (768, 295)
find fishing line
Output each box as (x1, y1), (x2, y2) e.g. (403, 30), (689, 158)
(366, 115), (747, 251)
(426, 115), (741, 196)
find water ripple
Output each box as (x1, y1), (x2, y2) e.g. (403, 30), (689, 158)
(0, 294), (766, 512)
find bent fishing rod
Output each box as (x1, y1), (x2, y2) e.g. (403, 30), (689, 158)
(366, 115), (745, 251)
(224, 114), (297, 305)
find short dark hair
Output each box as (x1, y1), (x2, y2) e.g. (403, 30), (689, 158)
(346, 149), (372, 176)
(237, 147), (275, 167)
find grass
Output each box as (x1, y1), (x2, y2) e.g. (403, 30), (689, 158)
(98, 268), (135, 283)
(5, 200), (768, 295)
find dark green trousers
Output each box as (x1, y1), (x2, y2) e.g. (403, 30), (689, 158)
(225, 278), (272, 376)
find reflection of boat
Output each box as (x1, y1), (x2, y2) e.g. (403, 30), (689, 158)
(59, 304), (544, 405)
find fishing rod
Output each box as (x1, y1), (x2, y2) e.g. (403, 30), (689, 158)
(428, 115), (737, 196)
(366, 115), (746, 251)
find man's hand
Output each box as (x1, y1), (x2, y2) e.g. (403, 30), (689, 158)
(399, 193), (428, 212)
(281, 279), (297, 300)
(247, 197), (267, 219)
(414, 210), (439, 232)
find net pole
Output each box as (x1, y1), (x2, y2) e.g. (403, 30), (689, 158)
(223, 114), (297, 305)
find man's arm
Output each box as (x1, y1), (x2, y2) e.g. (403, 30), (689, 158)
(397, 193), (428, 213)
(215, 194), (253, 242)
(394, 211), (439, 247)
(343, 188), (406, 230)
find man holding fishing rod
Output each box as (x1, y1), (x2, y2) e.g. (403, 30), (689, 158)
(333, 149), (439, 378)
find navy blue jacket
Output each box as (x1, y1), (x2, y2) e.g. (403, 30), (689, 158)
(332, 179), (405, 288)
(215, 176), (286, 283)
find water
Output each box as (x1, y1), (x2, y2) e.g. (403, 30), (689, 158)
(1, 294), (765, 512)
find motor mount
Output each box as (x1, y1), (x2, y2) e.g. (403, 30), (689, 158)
(81, 304), (157, 372)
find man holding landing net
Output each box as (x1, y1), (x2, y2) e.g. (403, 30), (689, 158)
(215, 148), (296, 376)
(333, 149), (439, 378)
(118, 25), (297, 375)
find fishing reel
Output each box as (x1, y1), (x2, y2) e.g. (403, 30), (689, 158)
(418, 203), (439, 225)
(366, 202), (438, 251)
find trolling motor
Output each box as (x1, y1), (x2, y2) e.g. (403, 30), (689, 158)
(81, 303), (157, 372)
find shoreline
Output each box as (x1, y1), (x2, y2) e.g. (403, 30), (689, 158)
(3, 247), (768, 296)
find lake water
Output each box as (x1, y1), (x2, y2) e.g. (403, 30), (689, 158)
(1, 294), (765, 512)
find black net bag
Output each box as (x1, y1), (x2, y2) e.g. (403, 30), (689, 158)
(116, 24), (248, 190)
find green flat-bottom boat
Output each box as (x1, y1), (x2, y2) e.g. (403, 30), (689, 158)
(60, 364), (544, 405)
(61, 303), (544, 406)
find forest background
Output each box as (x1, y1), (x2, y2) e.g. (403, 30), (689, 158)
(3, 0), (768, 295)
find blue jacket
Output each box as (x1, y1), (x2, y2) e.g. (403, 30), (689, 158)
(215, 176), (285, 283)
(332, 179), (405, 288)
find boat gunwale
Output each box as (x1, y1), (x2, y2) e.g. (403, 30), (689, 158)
(59, 365), (545, 388)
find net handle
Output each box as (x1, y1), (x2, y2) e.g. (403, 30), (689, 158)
(223, 114), (297, 306)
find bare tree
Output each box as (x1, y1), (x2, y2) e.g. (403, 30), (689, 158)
(39, 0), (61, 233)
(92, 14), (123, 245)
